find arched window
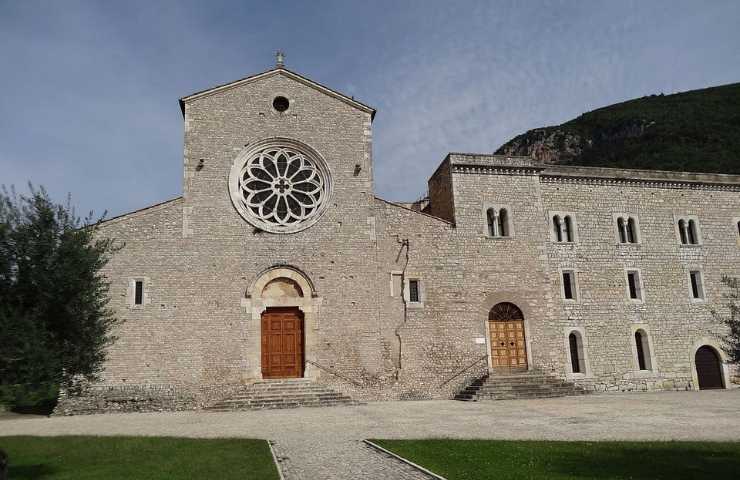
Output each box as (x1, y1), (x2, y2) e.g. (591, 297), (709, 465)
(616, 215), (639, 244)
(678, 219), (688, 244)
(626, 217), (637, 243)
(687, 219), (697, 244)
(485, 207), (510, 238)
(486, 208), (496, 237)
(617, 217), (627, 243)
(568, 331), (585, 374)
(553, 215), (562, 242)
(634, 330), (652, 371)
(737, 220), (740, 238)
(564, 216), (574, 242)
(498, 209), (508, 237)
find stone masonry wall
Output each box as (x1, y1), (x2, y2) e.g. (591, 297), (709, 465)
(539, 175), (740, 392)
(63, 70), (739, 413)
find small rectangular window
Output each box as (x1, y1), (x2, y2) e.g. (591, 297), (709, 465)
(408, 279), (420, 303)
(627, 270), (642, 300)
(134, 280), (144, 305)
(690, 271), (704, 299)
(562, 270), (577, 300)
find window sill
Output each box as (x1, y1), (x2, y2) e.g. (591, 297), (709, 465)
(484, 236), (513, 241)
(679, 244), (703, 248)
(407, 302), (424, 309)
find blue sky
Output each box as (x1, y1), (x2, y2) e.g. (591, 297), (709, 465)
(1, 0), (739, 217)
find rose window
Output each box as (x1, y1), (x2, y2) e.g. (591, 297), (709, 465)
(229, 139), (332, 233)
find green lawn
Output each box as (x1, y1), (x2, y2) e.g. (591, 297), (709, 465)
(371, 439), (740, 480)
(0, 436), (280, 479)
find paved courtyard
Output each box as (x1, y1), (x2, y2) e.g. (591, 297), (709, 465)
(2, 389), (740, 479)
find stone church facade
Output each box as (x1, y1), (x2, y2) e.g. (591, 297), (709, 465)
(58, 64), (739, 412)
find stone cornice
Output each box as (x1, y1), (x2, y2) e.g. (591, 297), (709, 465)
(451, 164), (542, 176)
(539, 174), (740, 191)
(444, 153), (740, 191)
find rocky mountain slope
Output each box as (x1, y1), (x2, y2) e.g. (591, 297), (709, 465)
(495, 82), (740, 174)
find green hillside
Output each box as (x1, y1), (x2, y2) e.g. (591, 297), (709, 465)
(495, 82), (740, 174)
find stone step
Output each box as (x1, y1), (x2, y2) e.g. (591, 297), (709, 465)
(455, 372), (589, 402)
(207, 401), (356, 412)
(238, 387), (340, 394)
(227, 387), (346, 395)
(471, 386), (579, 394)
(481, 377), (565, 384)
(221, 394), (350, 403)
(207, 399), (357, 411)
(204, 380), (360, 411)
(466, 382), (579, 390)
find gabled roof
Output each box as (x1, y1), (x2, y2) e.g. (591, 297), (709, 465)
(179, 67), (376, 120)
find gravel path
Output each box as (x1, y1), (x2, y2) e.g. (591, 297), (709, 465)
(2, 390), (739, 479)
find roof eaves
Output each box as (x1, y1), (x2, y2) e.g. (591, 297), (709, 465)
(374, 196), (454, 226)
(98, 196), (184, 226)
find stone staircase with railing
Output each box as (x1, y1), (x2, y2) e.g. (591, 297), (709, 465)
(454, 371), (589, 401)
(205, 379), (361, 411)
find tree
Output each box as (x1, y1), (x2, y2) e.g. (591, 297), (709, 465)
(0, 185), (120, 392)
(711, 275), (740, 363)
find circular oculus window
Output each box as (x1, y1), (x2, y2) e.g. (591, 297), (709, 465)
(272, 96), (290, 112)
(229, 139), (332, 233)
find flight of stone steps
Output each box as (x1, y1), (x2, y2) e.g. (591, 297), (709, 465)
(205, 378), (361, 411)
(455, 371), (589, 401)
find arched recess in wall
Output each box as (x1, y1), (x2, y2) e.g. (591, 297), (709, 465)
(690, 338), (729, 391)
(634, 329), (652, 371)
(630, 325), (658, 375)
(241, 265), (322, 382)
(564, 327), (590, 378)
(695, 345), (724, 389)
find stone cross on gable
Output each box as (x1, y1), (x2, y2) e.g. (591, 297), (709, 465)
(276, 51), (285, 68)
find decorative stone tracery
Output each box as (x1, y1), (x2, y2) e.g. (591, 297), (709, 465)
(229, 138), (332, 233)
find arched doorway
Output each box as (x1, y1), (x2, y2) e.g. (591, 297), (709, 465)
(695, 346), (724, 390)
(568, 331), (586, 374)
(488, 302), (527, 371)
(243, 266), (321, 381)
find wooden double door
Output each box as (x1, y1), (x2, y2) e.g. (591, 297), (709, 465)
(489, 319), (528, 370)
(261, 307), (304, 379)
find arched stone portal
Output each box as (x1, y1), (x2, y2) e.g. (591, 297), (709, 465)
(695, 345), (724, 390)
(241, 266), (322, 381)
(487, 302), (528, 371)
(690, 338), (729, 391)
